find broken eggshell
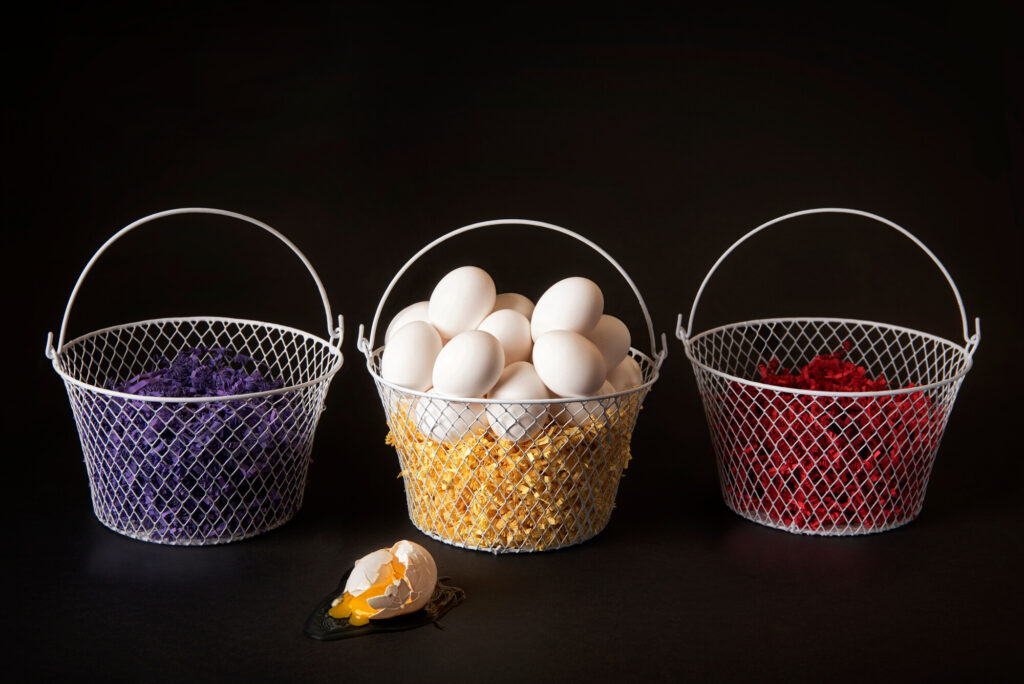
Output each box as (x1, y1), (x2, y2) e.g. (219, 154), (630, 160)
(341, 540), (439, 620)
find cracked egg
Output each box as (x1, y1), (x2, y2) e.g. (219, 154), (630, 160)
(329, 540), (438, 626)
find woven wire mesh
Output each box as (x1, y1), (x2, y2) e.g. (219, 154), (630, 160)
(52, 317), (342, 545)
(685, 318), (971, 535)
(367, 349), (658, 553)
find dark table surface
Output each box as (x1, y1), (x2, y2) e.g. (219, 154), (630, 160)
(6, 3), (1021, 682)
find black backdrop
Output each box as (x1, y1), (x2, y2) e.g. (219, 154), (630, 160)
(4, 3), (1021, 682)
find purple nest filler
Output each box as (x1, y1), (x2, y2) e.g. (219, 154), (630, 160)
(93, 346), (309, 543)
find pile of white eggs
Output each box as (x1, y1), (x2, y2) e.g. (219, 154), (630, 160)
(380, 266), (645, 443)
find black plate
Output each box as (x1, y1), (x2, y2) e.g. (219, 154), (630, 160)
(304, 570), (465, 641)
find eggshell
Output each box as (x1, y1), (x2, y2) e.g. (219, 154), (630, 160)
(532, 331), (607, 397)
(374, 540), (442, 618)
(429, 266), (497, 339)
(492, 292), (535, 319)
(343, 549), (396, 596)
(554, 380), (616, 427)
(586, 315), (631, 372)
(343, 540), (438, 620)
(384, 301), (431, 343)
(485, 361), (551, 442)
(530, 276), (604, 341)
(367, 578), (412, 619)
(381, 321), (443, 391)
(607, 355), (644, 391)
(432, 330), (505, 398)
(477, 309), (532, 365)
(412, 389), (486, 443)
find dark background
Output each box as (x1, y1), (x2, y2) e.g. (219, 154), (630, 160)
(4, 2), (1021, 681)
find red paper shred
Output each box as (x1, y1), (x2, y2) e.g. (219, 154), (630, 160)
(723, 342), (938, 532)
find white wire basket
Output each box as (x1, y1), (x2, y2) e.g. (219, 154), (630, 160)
(46, 208), (344, 545)
(678, 208), (980, 536)
(358, 219), (668, 553)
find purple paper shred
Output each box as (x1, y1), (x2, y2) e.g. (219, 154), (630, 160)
(93, 347), (310, 542)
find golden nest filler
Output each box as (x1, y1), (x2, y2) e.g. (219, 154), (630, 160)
(385, 396), (641, 552)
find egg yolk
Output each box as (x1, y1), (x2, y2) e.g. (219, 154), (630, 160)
(329, 559), (407, 626)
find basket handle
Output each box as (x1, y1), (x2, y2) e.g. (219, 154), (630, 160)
(676, 207), (981, 357)
(45, 207), (344, 358)
(357, 218), (668, 368)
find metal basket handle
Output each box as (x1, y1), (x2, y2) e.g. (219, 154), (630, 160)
(676, 207), (981, 357)
(357, 218), (668, 367)
(45, 207), (344, 358)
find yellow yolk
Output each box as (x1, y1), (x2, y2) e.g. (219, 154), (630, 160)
(329, 559), (407, 626)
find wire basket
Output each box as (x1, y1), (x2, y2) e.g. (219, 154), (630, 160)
(678, 208), (980, 535)
(358, 219), (668, 553)
(46, 208), (345, 545)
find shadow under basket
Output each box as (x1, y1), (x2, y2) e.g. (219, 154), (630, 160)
(679, 209), (980, 536)
(47, 209), (344, 545)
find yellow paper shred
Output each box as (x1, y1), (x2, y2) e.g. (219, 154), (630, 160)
(384, 396), (640, 551)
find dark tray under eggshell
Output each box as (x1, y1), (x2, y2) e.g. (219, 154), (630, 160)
(304, 568), (465, 641)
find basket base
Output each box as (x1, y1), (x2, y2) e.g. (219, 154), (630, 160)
(90, 509), (301, 546)
(408, 515), (611, 554)
(722, 500), (920, 537)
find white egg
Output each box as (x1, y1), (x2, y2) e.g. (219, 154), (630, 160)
(553, 380), (616, 427)
(429, 266), (497, 339)
(607, 355), (644, 391)
(383, 301), (432, 343)
(532, 331), (607, 397)
(432, 330), (505, 398)
(531, 276), (604, 340)
(485, 361), (551, 442)
(492, 292), (535, 319)
(586, 314), (631, 372)
(381, 321), (443, 391)
(477, 309), (532, 365)
(339, 540), (438, 620)
(412, 389), (486, 443)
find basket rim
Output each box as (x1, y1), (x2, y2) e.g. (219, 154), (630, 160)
(49, 315), (344, 404)
(682, 315), (973, 398)
(364, 345), (660, 405)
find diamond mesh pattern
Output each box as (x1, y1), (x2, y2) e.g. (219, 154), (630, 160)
(368, 349), (658, 553)
(52, 317), (343, 545)
(685, 318), (972, 535)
